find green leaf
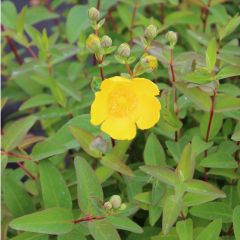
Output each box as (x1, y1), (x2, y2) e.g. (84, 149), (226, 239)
(215, 94), (240, 112)
(2, 116), (37, 151)
(200, 112), (223, 140)
(69, 126), (102, 158)
(176, 143), (194, 182)
(66, 5), (89, 43)
(183, 193), (220, 207)
(216, 66), (240, 80)
(57, 226), (87, 240)
(11, 232), (48, 240)
(219, 15), (240, 40)
(206, 38), (217, 71)
(9, 207), (73, 235)
(232, 129), (240, 141)
(1, 0), (17, 29)
(191, 135), (213, 157)
(144, 133), (166, 166)
(195, 219), (222, 240)
(3, 175), (35, 217)
(149, 205), (162, 226)
(184, 71), (213, 84)
(88, 219), (121, 240)
(74, 156), (103, 212)
(140, 165), (178, 186)
(20, 94), (55, 110)
(31, 139), (67, 161)
(108, 216), (143, 233)
(184, 179), (226, 198)
(233, 205), (240, 240)
(190, 202), (233, 223)
(162, 195), (182, 235)
(176, 218), (193, 240)
(175, 82), (211, 111)
(200, 151), (238, 169)
(39, 160), (72, 209)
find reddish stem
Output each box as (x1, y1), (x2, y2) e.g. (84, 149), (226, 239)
(27, 47), (37, 58)
(160, 3), (165, 24)
(1, 25), (23, 65)
(125, 63), (133, 77)
(169, 48), (179, 142)
(201, 0), (212, 32)
(108, 10), (118, 33)
(99, 66), (104, 80)
(73, 215), (104, 224)
(1, 150), (32, 160)
(180, 210), (186, 220)
(17, 161), (36, 180)
(96, 0), (101, 10)
(204, 89), (217, 181)
(129, 2), (138, 45)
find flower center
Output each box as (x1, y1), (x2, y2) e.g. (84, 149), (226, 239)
(108, 87), (137, 117)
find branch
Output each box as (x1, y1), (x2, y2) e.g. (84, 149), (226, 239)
(129, 1), (138, 45)
(1, 150), (32, 160)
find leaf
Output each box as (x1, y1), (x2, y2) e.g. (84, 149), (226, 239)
(2, 116), (37, 151)
(184, 179), (226, 198)
(3, 175), (35, 217)
(206, 38), (217, 71)
(11, 232), (48, 240)
(31, 139), (67, 161)
(66, 5), (89, 43)
(149, 205), (162, 226)
(183, 193), (220, 207)
(144, 133), (166, 166)
(140, 165), (178, 186)
(215, 94), (240, 112)
(200, 112), (223, 140)
(74, 156), (103, 212)
(108, 216), (143, 233)
(88, 219), (121, 240)
(195, 219), (222, 240)
(233, 205), (240, 240)
(216, 66), (240, 80)
(189, 202), (233, 223)
(175, 82), (211, 111)
(200, 151), (238, 169)
(176, 218), (193, 240)
(69, 126), (102, 158)
(232, 129), (240, 141)
(1, 0), (17, 29)
(20, 94), (55, 110)
(191, 135), (213, 157)
(162, 195), (182, 235)
(176, 143), (194, 182)
(9, 207), (73, 235)
(219, 15), (240, 40)
(39, 160), (72, 209)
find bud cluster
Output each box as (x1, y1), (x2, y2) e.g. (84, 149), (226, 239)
(103, 195), (126, 211)
(165, 31), (178, 48)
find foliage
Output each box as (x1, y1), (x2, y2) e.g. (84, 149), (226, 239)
(1, 0), (240, 239)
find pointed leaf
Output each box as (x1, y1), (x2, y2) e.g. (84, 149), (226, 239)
(233, 205), (240, 240)
(176, 218), (193, 240)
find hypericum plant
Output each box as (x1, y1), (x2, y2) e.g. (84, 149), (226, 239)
(1, 1), (240, 240)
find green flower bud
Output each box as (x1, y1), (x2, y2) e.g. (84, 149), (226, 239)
(86, 33), (101, 53)
(110, 195), (122, 209)
(88, 7), (100, 21)
(117, 43), (130, 58)
(101, 35), (112, 48)
(119, 203), (127, 211)
(103, 201), (113, 210)
(166, 31), (178, 48)
(144, 24), (157, 40)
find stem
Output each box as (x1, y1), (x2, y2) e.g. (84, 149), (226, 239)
(204, 89), (217, 181)
(73, 215), (104, 224)
(108, 10), (118, 33)
(1, 25), (23, 65)
(129, 1), (138, 45)
(201, 0), (212, 32)
(99, 66), (104, 80)
(96, 57), (105, 81)
(1, 150), (32, 160)
(27, 47), (37, 58)
(96, 0), (101, 10)
(169, 48), (179, 142)
(125, 63), (133, 77)
(160, 3), (165, 24)
(17, 161), (36, 180)
(180, 210), (186, 220)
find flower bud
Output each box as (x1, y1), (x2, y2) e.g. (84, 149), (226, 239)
(166, 31), (178, 48)
(119, 203), (127, 211)
(140, 54), (158, 72)
(88, 7), (100, 21)
(103, 201), (113, 210)
(86, 34), (101, 53)
(90, 135), (108, 154)
(117, 43), (130, 58)
(101, 35), (112, 48)
(144, 24), (157, 40)
(109, 195), (122, 209)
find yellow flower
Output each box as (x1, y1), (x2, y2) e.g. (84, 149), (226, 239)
(141, 54), (158, 70)
(90, 76), (161, 140)
(86, 34), (101, 52)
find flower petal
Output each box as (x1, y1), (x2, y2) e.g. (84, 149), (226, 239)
(136, 96), (161, 129)
(90, 92), (108, 125)
(101, 116), (136, 140)
(132, 78), (159, 96)
(101, 76), (131, 92)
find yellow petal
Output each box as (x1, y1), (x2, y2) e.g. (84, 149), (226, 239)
(132, 78), (159, 96)
(90, 92), (108, 125)
(101, 76), (131, 92)
(101, 116), (136, 140)
(136, 96), (161, 129)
